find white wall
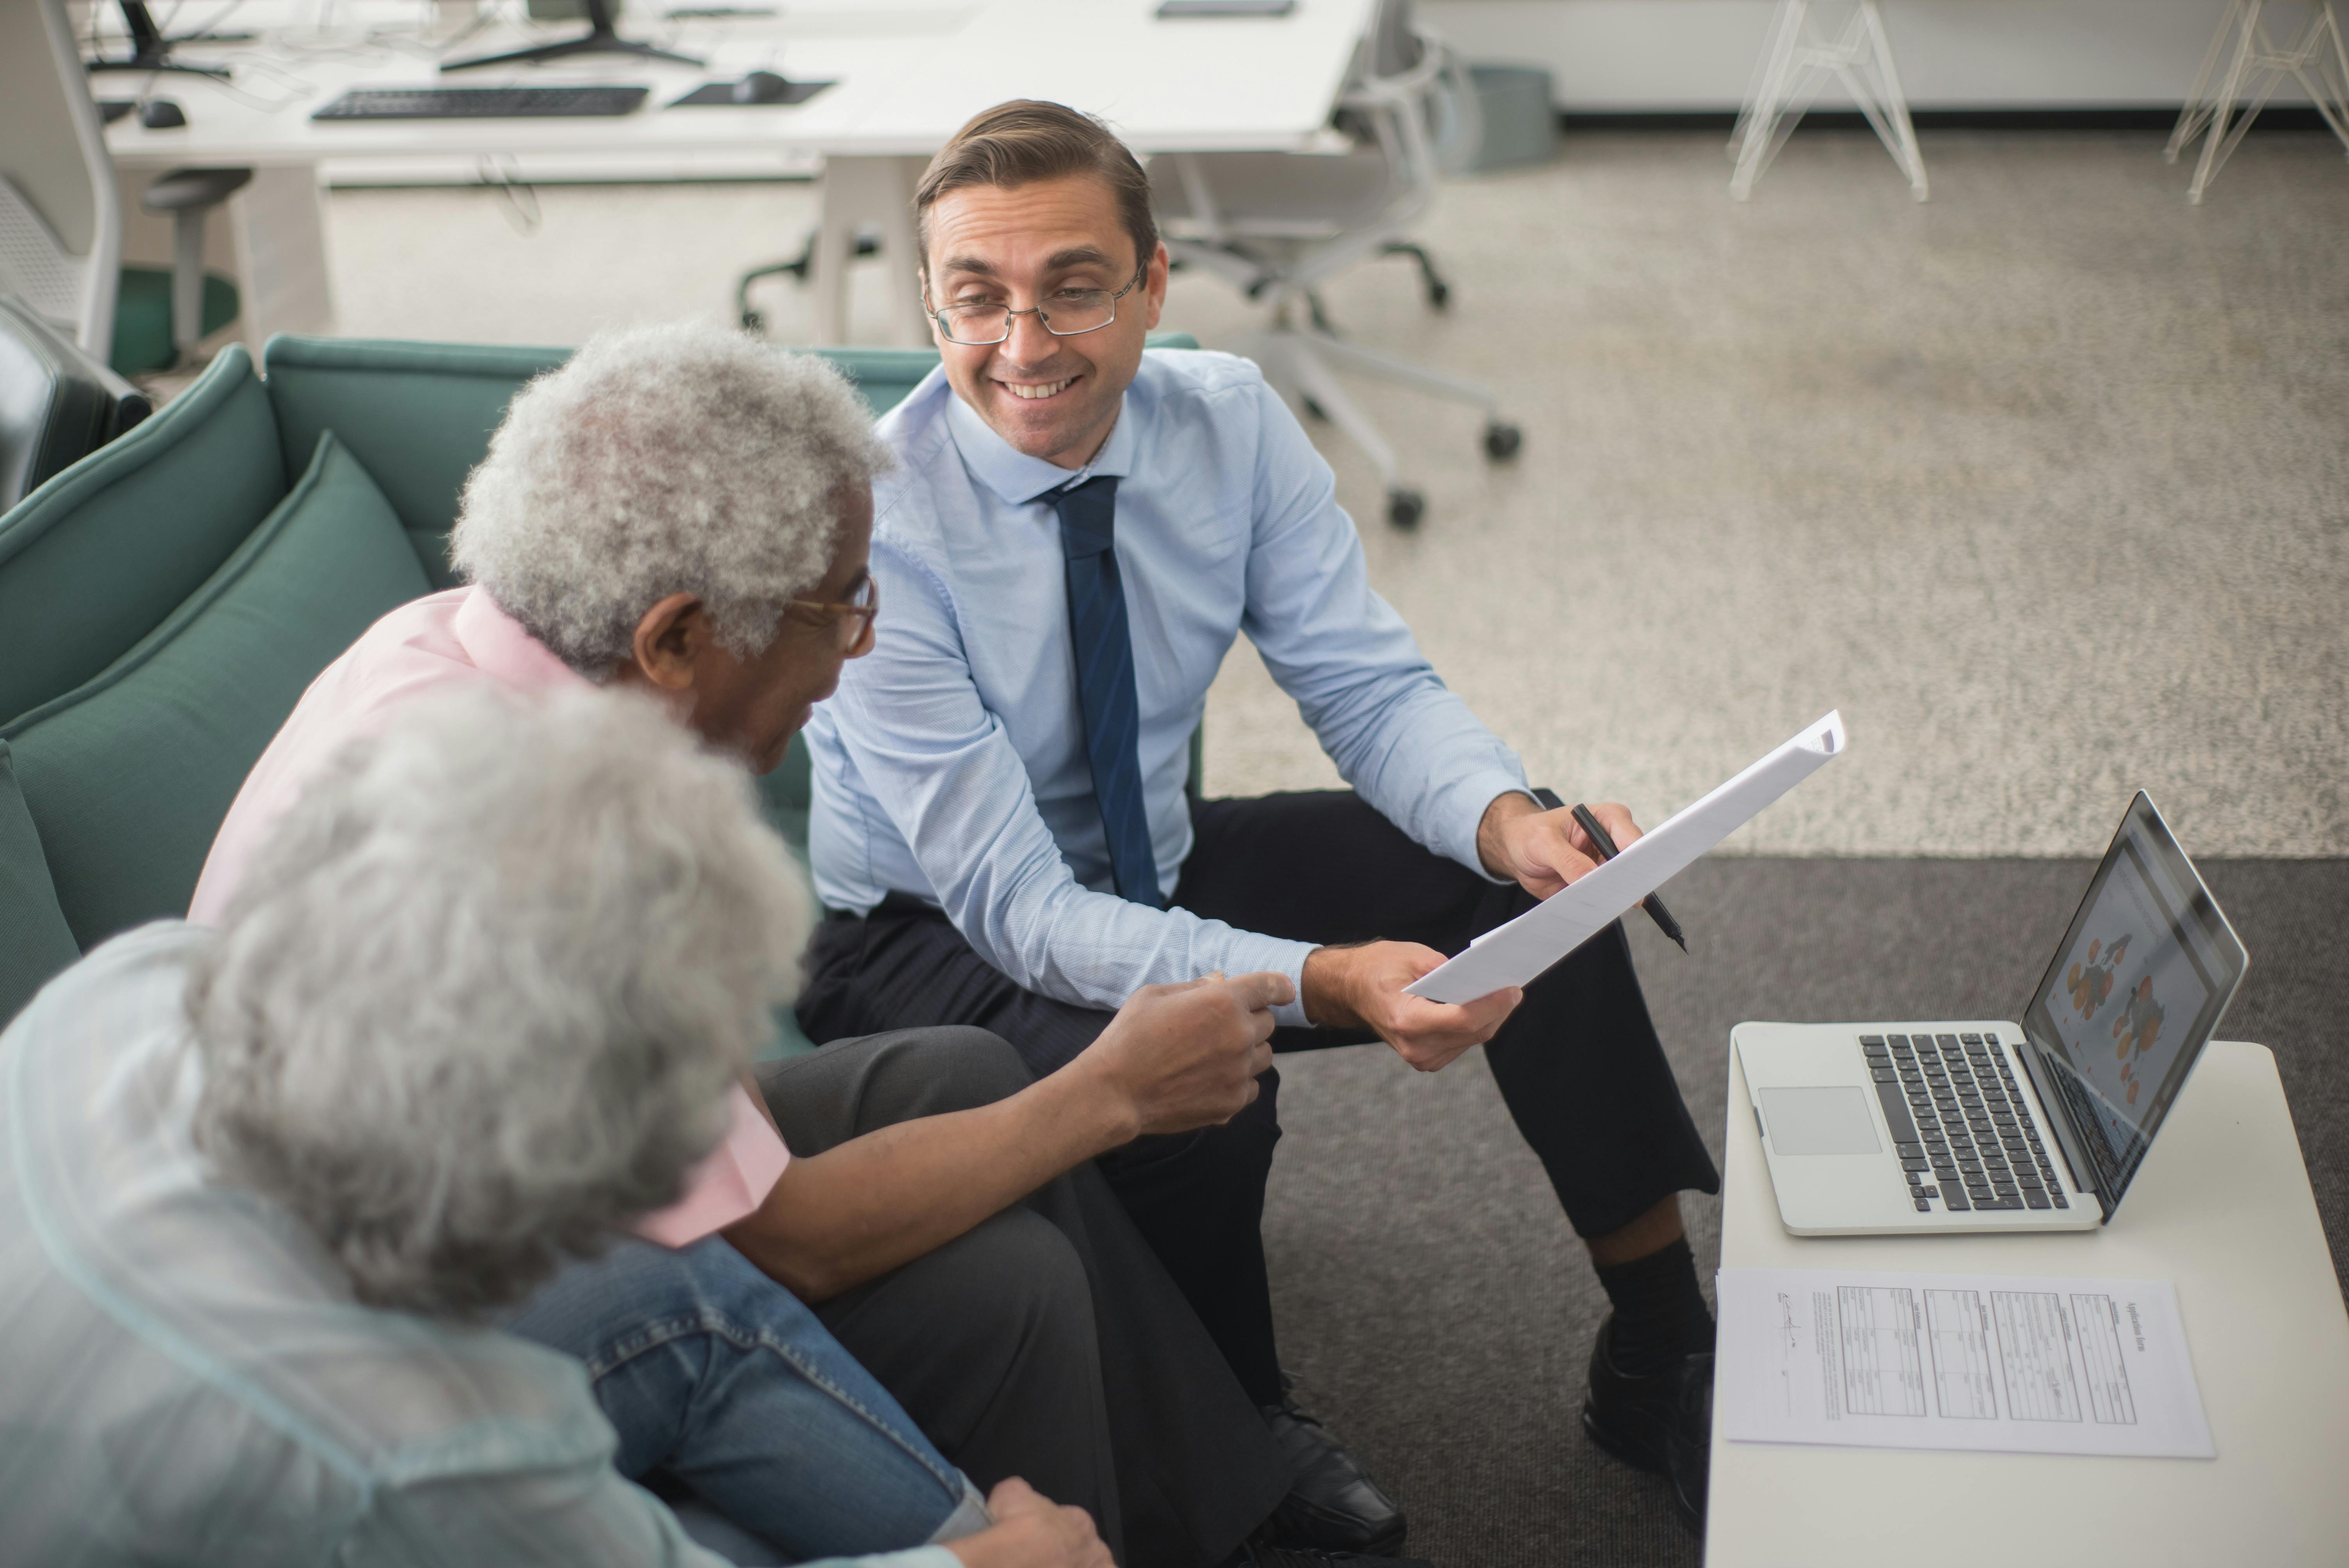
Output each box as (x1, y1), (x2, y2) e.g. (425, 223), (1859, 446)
(1420, 0), (2319, 110)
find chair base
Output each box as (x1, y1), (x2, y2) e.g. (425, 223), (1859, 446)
(1235, 324), (1518, 530)
(111, 266), (237, 378)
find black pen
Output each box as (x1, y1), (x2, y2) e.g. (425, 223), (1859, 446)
(1529, 788), (1688, 953)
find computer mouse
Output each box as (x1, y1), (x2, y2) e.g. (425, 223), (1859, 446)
(140, 98), (187, 129)
(733, 71), (790, 104)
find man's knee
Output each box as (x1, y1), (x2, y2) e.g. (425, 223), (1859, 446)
(760, 1026), (1034, 1145)
(825, 1207), (1097, 1406)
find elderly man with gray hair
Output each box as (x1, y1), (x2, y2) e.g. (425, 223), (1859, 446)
(185, 323), (1349, 1568)
(0, 686), (1108, 1568)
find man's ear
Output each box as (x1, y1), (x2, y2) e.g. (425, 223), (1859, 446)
(1143, 242), (1169, 330)
(626, 593), (707, 692)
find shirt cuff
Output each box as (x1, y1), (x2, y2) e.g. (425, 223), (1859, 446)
(1211, 930), (1317, 1029)
(1442, 768), (1539, 885)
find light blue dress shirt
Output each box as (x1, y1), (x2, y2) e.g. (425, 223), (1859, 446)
(0, 925), (960, 1568)
(806, 349), (1529, 1028)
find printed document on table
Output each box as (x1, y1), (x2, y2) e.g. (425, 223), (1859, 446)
(1717, 1267), (2213, 1458)
(1404, 710), (1845, 1004)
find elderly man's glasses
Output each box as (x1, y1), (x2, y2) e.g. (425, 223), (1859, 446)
(787, 575), (877, 655)
(926, 265), (1147, 347)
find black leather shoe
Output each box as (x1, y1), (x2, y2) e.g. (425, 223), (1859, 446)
(1581, 1313), (1713, 1531)
(1222, 1539), (1433, 1568)
(1257, 1391), (1409, 1556)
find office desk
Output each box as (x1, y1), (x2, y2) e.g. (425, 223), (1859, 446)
(97, 0), (1374, 347)
(1709, 1039), (2349, 1566)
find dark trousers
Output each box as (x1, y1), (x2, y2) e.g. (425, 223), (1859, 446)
(799, 791), (1722, 1409)
(758, 1028), (1294, 1568)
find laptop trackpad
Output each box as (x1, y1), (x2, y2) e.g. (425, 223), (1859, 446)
(1760, 1086), (1882, 1155)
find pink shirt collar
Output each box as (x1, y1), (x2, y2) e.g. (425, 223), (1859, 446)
(453, 588), (593, 691)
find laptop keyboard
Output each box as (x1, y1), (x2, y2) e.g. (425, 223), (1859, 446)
(1861, 1033), (2071, 1216)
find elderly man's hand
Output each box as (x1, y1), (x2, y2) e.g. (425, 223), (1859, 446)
(1477, 791), (1644, 900)
(1074, 972), (1289, 1138)
(1301, 942), (1521, 1073)
(946, 1479), (1113, 1568)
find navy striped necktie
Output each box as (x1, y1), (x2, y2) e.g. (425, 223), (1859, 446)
(1051, 474), (1162, 907)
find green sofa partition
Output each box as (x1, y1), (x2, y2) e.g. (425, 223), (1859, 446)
(0, 328), (1202, 1030)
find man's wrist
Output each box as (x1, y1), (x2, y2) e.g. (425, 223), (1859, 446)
(1475, 789), (1541, 880)
(1038, 1049), (1146, 1153)
(1301, 945), (1360, 1029)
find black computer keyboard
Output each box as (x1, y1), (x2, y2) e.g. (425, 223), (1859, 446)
(1861, 1032), (2071, 1215)
(312, 86), (650, 120)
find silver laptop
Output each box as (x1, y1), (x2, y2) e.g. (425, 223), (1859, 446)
(1734, 793), (2248, 1235)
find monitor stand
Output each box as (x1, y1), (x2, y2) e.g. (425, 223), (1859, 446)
(85, 1), (235, 78)
(440, 0), (704, 72)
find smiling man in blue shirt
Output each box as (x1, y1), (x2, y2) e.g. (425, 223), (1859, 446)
(801, 102), (1722, 1538)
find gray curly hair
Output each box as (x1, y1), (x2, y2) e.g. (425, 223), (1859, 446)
(187, 685), (813, 1315)
(451, 320), (888, 675)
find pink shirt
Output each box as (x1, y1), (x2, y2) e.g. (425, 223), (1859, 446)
(191, 586), (791, 1248)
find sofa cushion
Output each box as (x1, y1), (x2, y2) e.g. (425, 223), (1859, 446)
(0, 343), (285, 723)
(0, 741), (80, 1026)
(2, 431), (432, 948)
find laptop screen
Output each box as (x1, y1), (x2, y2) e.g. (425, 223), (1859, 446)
(2021, 793), (2247, 1210)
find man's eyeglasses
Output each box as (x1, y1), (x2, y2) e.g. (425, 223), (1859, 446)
(925, 265), (1147, 347)
(786, 575), (877, 655)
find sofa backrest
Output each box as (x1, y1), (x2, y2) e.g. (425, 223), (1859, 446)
(261, 337), (968, 587)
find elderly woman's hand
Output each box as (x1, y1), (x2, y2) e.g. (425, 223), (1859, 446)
(946, 1478), (1113, 1568)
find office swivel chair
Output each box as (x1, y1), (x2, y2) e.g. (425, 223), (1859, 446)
(1, 0), (247, 377)
(1150, 0), (1519, 529)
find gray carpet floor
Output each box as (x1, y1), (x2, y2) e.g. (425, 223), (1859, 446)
(1260, 856), (2347, 1568)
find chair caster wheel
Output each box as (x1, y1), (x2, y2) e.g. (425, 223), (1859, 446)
(1302, 396), (1329, 422)
(1428, 280), (1451, 310)
(1483, 421), (1522, 461)
(1385, 488), (1425, 529)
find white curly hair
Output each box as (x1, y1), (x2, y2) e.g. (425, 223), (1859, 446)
(187, 684), (813, 1315)
(451, 320), (889, 675)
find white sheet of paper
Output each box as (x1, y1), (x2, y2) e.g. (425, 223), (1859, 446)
(1716, 1267), (2214, 1459)
(1404, 710), (1846, 1004)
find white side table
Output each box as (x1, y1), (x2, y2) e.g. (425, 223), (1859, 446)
(1708, 1037), (2349, 1566)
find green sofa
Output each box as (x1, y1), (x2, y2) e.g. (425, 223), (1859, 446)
(0, 330), (1201, 1037)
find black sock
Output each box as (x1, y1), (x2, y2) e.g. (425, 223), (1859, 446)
(1593, 1237), (1714, 1373)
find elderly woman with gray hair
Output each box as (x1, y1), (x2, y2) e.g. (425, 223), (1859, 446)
(0, 688), (1106, 1568)
(175, 323), (1348, 1568)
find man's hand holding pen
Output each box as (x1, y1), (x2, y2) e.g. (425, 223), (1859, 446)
(1477, 790), (1644, 898)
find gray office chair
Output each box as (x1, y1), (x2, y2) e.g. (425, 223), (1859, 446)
(0, 0), (123, 359)
(1151, 0), (1518, 529)
(0, 0), (250, 374)
(141, 167), (252, 363)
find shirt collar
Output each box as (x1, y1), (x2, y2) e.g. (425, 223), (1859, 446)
(453, 586), (592, 690)
(945, 384), (1137, 505)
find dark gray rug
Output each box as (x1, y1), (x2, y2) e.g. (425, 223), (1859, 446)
(1260, 858), (2347, 1568)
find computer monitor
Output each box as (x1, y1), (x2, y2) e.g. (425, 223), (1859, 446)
(84, 1), (237, 78)
(440, 0), (703, 73)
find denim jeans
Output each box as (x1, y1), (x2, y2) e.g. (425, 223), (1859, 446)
(503, 1236), (989, 1563)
